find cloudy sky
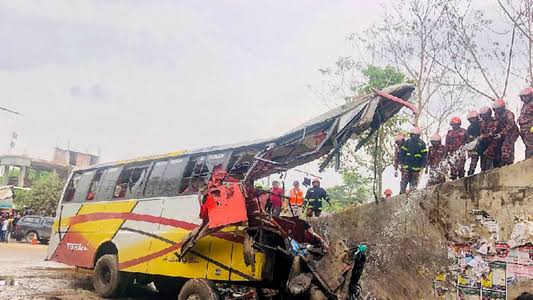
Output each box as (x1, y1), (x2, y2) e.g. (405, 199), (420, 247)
(0, 0), (395, 186)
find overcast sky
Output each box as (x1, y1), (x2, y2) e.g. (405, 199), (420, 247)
(0, 0), (396, 187)
(2, 0), (529, 193)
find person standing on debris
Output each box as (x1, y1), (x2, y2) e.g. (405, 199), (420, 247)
(479, 106), (499, 171)
(399, 127), (427, 194)
(304, 178), (330, 217)
(492, 99), (519, 167)
(288, 180), (304, 217)
(427, 133), (447, 186)
(466, 110), (482, 176)
(393, 133), (406, 179)
(518, 87), (533, 159)
(445, 117), (468, 180)
(269, 181), (283, 217)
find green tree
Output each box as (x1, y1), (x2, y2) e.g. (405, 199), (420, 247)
(356, 65), (406, 94)
(13, 174), (64, 216)
(339, 65), (408, 198)
(323, 171), (372, 212)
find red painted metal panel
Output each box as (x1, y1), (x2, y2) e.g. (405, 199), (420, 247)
(205, 167), (248, 229)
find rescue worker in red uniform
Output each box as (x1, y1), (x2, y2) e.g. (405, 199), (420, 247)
(399, 127), (427, 194)
(466, 110), (481, 176)
(492, 99), (519, 166)
(518, 87), (533, 159)
(393, 133), (405, 178)
(445, 117), (467, 180)
(479, 106), (499, 171)
(426, 133), (446, 186)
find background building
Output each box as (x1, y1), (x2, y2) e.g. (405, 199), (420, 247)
(0, 148), (99, 188)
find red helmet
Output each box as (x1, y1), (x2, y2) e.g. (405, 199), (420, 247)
(430, 133), (442, 142)
(479, 106), (491, 114)
(450, 117), (462, 125)
(467, 110), (479, 119)
(410, 127), (422, 135)
(519, 87), (533, 96)
(384, 189), (392, 196)
(492, 99), (506, 109)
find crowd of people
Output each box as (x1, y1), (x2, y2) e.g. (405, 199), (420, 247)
(267, 178), (331, 218)
(0, 213), (19, 243)
(392, 87), (533, 194)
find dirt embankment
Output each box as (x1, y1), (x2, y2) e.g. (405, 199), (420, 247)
(313, 159), (533, 299)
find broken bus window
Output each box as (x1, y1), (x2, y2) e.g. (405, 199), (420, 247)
(63, 173), (82, 202)
(144, 157), (188, 197)
(179, 152), (230, 195)
(69, 171), (95, 203)
(95, 167), (122, 201)
(86, 169), (104, 201)
(113, 164), (151, 199)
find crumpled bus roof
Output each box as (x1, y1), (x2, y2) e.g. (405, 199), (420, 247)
(75, 83), (416, 178)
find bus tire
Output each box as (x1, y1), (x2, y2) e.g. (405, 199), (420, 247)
(308, 284), (327, 300)
(93, 254), (130, 298)
(178, 279), (219, 300)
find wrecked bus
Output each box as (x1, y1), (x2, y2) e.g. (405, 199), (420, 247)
(47, 84), (416, 299)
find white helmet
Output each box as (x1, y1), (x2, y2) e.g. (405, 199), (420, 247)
(430, 133), (442, 142)
(467, 110), (479, 119)
(479, 106), (491, 114)
(410, 127), (422, 135)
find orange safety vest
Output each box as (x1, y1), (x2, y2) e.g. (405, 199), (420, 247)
(289, 188), (304, 206)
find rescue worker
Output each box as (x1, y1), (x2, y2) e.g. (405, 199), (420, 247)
(304, 178), (331, 218)
(288, 180), (304, 217)
(393, 133), (406, 178)
(347, 244), (367, 300)
(383, 188), (393, 199)
(518, 87), (533, 159)
(446, 117), (468, 180)
(492, 99), (519, 166)
(479, 106), (499, 171)
(399, 127), (427, 194)
(466, 110), (482, 176)
(427, 133), (446, 186)
(269, 181), (283, 217)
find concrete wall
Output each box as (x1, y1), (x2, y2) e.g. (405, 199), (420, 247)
(313, 158), (533, 299)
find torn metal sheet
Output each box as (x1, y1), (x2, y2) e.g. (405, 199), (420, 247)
(75, 83), (415, 182)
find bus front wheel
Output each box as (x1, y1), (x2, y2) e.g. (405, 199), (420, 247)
(178, 279), (219, 300)
(93, 254), (131, 298)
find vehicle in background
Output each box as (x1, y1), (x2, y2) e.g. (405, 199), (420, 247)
(13, 215), (54, 244)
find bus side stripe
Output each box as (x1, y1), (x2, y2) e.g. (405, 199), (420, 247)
(66, 212), (198, 230)
(118, 242), (184, 270)
(120, 227), (175, 245)
(110, 201), (139, 241)
(118, 227), (254, 281)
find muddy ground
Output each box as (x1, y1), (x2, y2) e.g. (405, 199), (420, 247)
(0, 243), (162, 300)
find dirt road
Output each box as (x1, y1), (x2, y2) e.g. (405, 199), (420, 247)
(0, 243), (159, 300)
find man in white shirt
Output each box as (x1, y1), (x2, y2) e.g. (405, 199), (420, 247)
(0, 217), (8, 242)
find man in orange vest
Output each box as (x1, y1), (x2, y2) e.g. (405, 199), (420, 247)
(288, 180), (304, 217)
